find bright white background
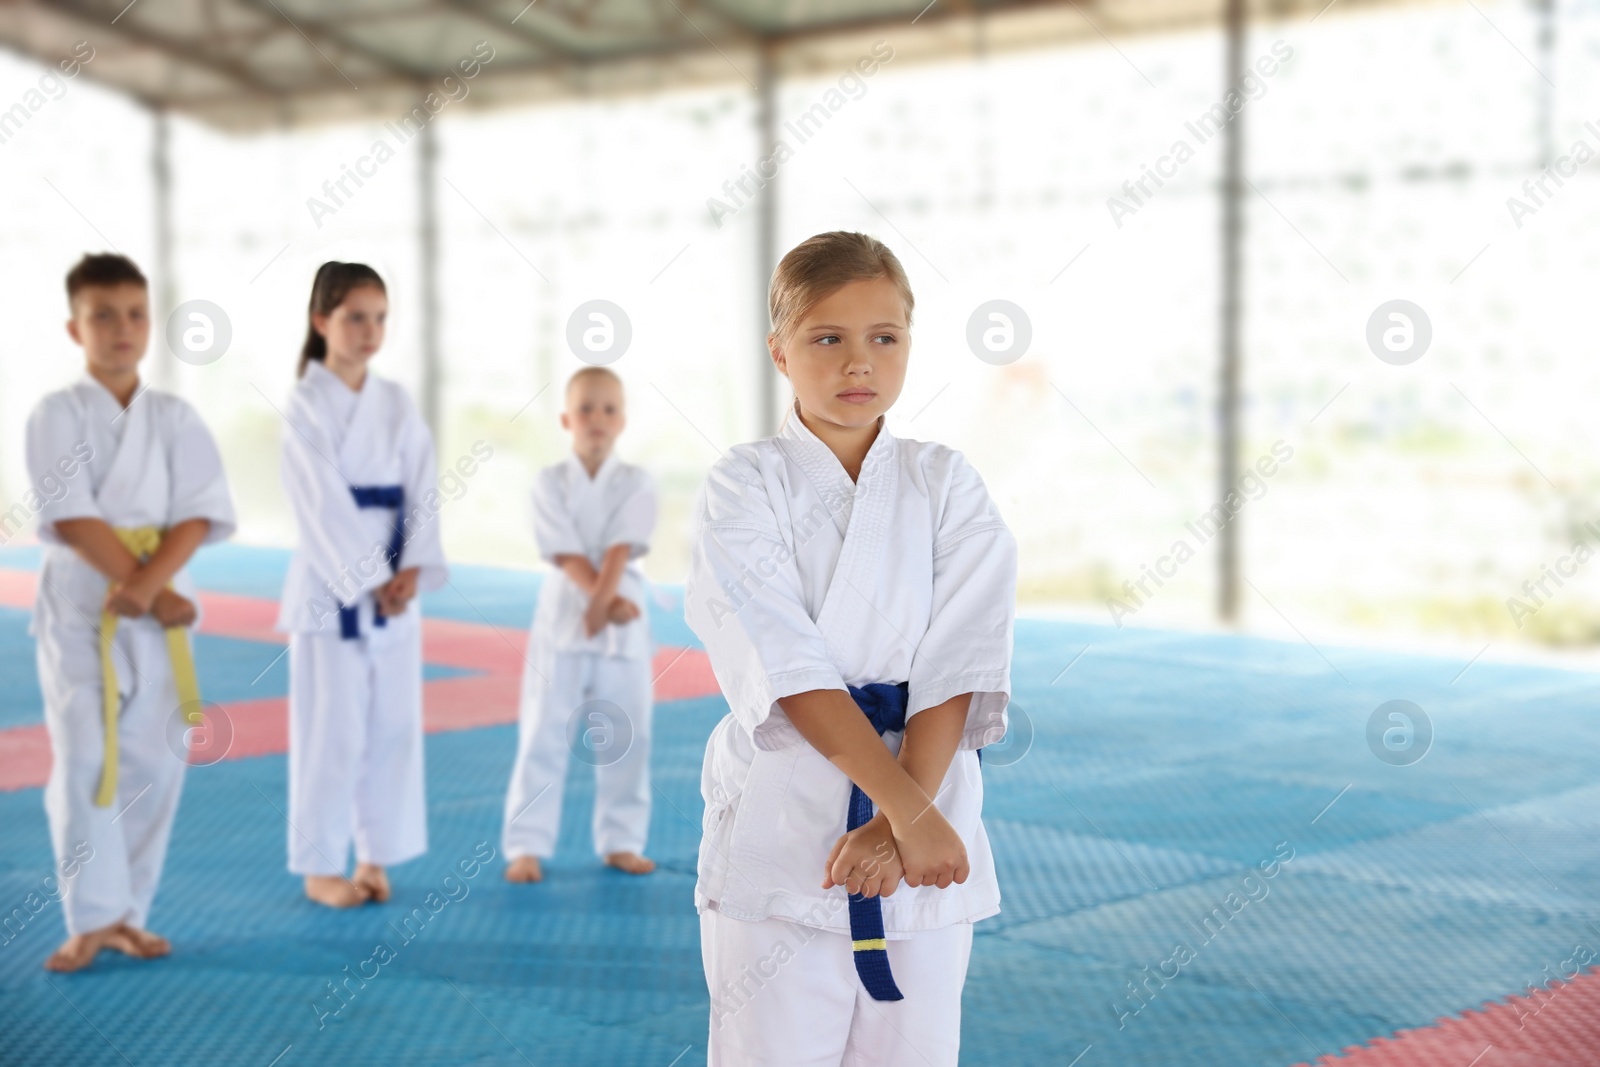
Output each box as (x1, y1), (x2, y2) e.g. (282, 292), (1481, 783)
(3, 0), (1598, 649)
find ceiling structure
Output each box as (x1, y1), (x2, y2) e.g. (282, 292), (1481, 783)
(0, 0), (1374, 130)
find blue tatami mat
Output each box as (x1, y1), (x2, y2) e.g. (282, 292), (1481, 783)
(2, 544), (1598, 1065)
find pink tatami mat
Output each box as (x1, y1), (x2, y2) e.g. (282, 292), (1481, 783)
(0, 567), (718, 791)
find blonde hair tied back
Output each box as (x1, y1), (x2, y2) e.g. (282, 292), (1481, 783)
(767, 231), (915, 350)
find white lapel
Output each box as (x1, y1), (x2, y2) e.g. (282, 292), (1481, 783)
(776, 404), (855, 538)
(778, 405), (899, 662)
(589, 453), (620, 542)
(568, 452), (617, 549)
(565, 454), (593, 542)
(335, 371), (384, 479)
(87, 376), (158, 520)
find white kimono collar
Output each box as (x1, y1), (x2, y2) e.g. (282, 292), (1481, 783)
(303, 358), (366, 397)
(564, 450), (619, 486)
(77, 372), (153, 515)
(775, 401), (896, 539)
(776, 400), (895, 481)
(774, 400), (900, 653)
(79, 371), (141, 412)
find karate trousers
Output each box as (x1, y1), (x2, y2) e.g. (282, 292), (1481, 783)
(700, 909), (973, 1066)
(37, 617), (187, 935)
(502, 650), (652, 860)
(286, 623), (427, 875)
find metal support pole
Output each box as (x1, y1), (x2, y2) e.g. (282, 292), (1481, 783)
(756, 43), (780, 437)
(1537, 0), (1555, 168)
(418, 119), (442, 437)
(152, 108), (175, 392)
(1218, 0), (1245, 622)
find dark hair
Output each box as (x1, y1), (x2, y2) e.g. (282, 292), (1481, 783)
(66, 253), (147, 305)
(299, 261), (386, 377)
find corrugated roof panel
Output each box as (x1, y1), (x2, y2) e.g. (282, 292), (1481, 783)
(0, 0), (1376, 128)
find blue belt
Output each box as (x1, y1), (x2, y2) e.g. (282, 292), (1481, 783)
(339, 484), (405, 640)
(845, 681), (910, 1003)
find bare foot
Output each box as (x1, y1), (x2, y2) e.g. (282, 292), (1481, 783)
(304, 874), (371, 908)
(604, 851), (656, 875)
(104, 924), (171, 959)
(44, 924), (118, 972)
(352, 863), (391, 903)
(504, 855), (543, 883)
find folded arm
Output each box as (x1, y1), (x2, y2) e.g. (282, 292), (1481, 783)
(780, 688), (932, 829)
(53, 518), (141, 584)
(897, 693), (970, 804)
(566, 544), (638, 636)
(556, 554), (599, 596)
(781, 688), (971, 893)
(56, 516), (210, 621)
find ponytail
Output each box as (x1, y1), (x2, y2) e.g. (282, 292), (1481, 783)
(299, 261), (386, 377)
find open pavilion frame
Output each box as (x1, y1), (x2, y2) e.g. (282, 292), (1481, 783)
(0, 0), (1413, 619)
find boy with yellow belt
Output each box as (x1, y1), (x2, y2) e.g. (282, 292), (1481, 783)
(25, 254), (235, 971)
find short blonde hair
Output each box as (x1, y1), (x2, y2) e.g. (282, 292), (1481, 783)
(768, 231), (914, 347)
(565, 365), (623, 398)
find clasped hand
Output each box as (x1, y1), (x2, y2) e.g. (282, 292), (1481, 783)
(104, 573), (196, 628)
(583, 594), (640, 638)
(822, 807), (970, 899)
(375, 568), (420, 619)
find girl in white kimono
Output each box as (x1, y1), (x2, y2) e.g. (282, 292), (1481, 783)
(28, 253), (236, 972)
(686, 232), (1016, 1066)
(501, 367), (658, 882)
(277, 262), (447, 908)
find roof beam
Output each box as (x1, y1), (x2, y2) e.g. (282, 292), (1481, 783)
(443, 0), (752, 56)
(680, 0), (770, 37)
(232, 0), (441, 82)
(760, 0), (1060, 45)
(435, 0), (573, 56)
(13, 0), (1268, 129)
(156, 29), (754, 111)
(40, 0), (285, 96)
(189, 4), (446, 52)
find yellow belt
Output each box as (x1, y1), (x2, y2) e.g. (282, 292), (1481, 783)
(96, 526), (202, 808)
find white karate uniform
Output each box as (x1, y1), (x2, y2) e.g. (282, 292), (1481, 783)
(685, 403), (1016, 1066)
(699, 911), (972, 1067)
(502, 452), (656, 861)
(25, 376), (236, 935)
(276, 361), (447, 876)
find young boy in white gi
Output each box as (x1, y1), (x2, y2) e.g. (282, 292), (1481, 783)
(278, 261), (448, 908)
(686, 231), (1017, 1065)
(502, 367), (657, 882)
(27, 253), (236, 971)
